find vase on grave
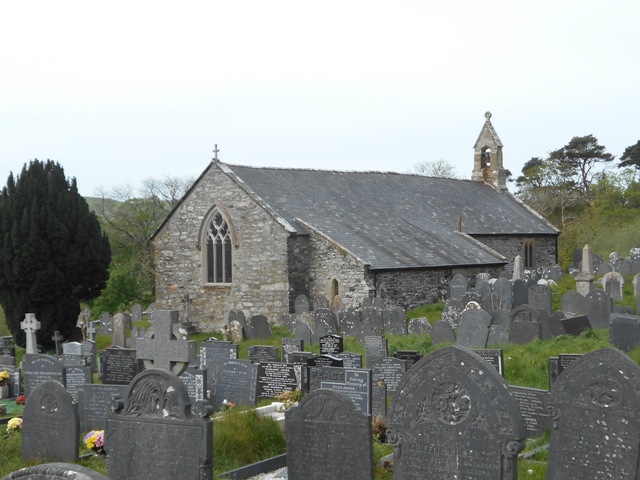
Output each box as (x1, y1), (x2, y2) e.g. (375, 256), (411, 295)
(0, 385), (9, 399)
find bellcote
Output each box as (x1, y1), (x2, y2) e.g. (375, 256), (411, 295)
(472, 112), (507, 191)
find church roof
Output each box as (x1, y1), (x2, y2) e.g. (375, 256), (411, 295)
(219, 163), (558, 271)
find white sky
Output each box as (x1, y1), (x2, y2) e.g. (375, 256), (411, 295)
(1, 0), (639, 197)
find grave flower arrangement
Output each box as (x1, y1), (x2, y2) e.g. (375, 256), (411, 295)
(0, 370), (10, 386)
(220, 399), (236, 411)
(15, 394), (26, 405)
(6, 417), (22, 434)
(83, 430), (105, 454)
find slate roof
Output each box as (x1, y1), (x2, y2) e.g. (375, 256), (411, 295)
(221, 163), (559, 271)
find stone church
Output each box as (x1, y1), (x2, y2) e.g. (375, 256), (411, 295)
(152, 113), (559, 330)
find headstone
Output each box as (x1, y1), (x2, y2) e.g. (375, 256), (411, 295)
(22, 354), (65, 397)
(200, 338), (238, 365)
(609, 314), (640, 352)
(393, 350), (423, 369)
(229, 320), (244, 343)
(336, 351), (363, 368)
(529, 284), (552, 314)
(101, 348), (139, 385)
(99, 312), (113, 335)
(508, 386), (550, 438)
(255, 362), (301, 399)
(370, 357), (408, 394)
(308, 366), (372, 414)
(561, 314), (591, 336)
(383, 306), (407, 335)
(430, 320), (456, 344)
(602, 271), (625, 301)
(106, 369), (214, 480)
(363, 335), (388, 366)
(547, 264), (564, 282)
(341, 307), (361, 336)
(547, 348), (640, 479)
(62, 341), (83, 356)
(597, 261), (613, 275)
(487, 324), (510, 346)
(512, 255), (524, 281)
(208, 358), (258, 410)
(584, 289), (612, 328)
(0, 463), (107, 480)
(541, 311), (566, 340)
(83, 339), (97, 372)
(455, 308), (491, 348)
(407, 317), (432, 335)
(472, 349), (504, 376)
(87, 320), (100, 342)
(441, 298), (464, 328)
(281, 338), (304, 364)
(561, 290), (586, 315)
(245, 314), (272, 340)
(294, 294), (310, 313)
(387, 346), (526, 479)
(247, 345), (280, 363)
(634, 273), (640, 297)
(512, 279), (528, 307)
(78, 384), (128, 432)
(319, 334), (344, 355)
(0, 365), (20, 397)
(112, 312), (127, 348)
(179, 365), (208, 403)
(63, 365), (92, 401)
(132, 303), (143, 322)
(20, 313), (41, 354)
(372, 377), (387, 418)
(449, 273), (468, 300)
(361, 306), (384, 335)
(22, 380), (79, 462)
(135, 309), (196, 375)
(509, 304), (542, 344)
(286, 389), (374, 480)
(307, 354), (344, 368)
(492, 277), (513, 311)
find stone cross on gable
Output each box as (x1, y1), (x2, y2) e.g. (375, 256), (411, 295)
(135, 309), (196, 376)
(51, 330), (64, 355)
(20, 313), (41, 354)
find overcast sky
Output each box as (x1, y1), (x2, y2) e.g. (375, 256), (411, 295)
(1, 1), (639, 197)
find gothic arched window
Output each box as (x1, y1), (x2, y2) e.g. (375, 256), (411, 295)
(205, 209), (233, 284)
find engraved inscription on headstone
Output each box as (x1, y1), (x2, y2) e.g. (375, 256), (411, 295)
(508, 386), (550, 438)
(255, 362), (300, 399)
(309, 366), (372, 415)
(101, 348), (139, 385)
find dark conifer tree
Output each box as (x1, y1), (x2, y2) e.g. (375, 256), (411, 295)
(0, 160), (111, 348)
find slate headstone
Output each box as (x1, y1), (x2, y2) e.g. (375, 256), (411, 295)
(561, 291), (586, 315)
(22, 354), (65, 397)
(208, 358), (258, 410)
(370, 357), (408, 394)
(529, 284), (552, 314)
(455, 308), (491, 348)
(584, 289), (612, 329)
(609, 314), (640, 352)
(602, 271), (625, 301)
(492, 277), (513, 311)
(319, 334), (344, 355)
(449, 273), (468, 301)
(281, 338), (304, 364)
(512, 279), (528, 307)
(336, 351), (363, 368)
(78, 384), (128, 432)
(101, 348), (139, 385)
(179, 365), (208, 403)
(508, 385), (550, 438)
(430, 320), (456, 344)
(472, 349), (504, 376)
(363, 335), (388, 366)
(393, 350), (423, 369)
(561, 314), (591, 336)
(509, 304), (542, 344)
(407, 317), (432, 335)
(247, 345), (280, 363)
(308, 366), (372, 415)
(255, 362), (301, 399)
(63, 365), (92, 401)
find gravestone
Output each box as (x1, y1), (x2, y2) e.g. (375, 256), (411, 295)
(200, 339), (238, 364)
(244, 315), (272, 340)
(99, 312), (113, 335)
(248, 345), (280, 363)
(111, 313), (127, 348)
(20, 313), (41, 354)
(547, 348), (640, 479)
(370, 357), (408, 394)
(101, 348), (139, 385)
(472, 349), (504, 376)
(442, 298), (464, 328)
(449, 273), (468, 300)
(307, 354), (344, 368)
(22, 354), (65, 397)
(541, 311), (565, 340)
(78, 384), (128, 432)
(492, 277), (513, 311)
(602, 271), (625, 301)
(63, 365), (92, 401)
(208, 358), (258, 410)
(361, 306), (384, 335)
(609, 314), (640, 352)
(22, 380), (79, 462)
(132, 303), (143, 322)
(560, 314), (591, 336)
(229, 320), (244, 343)
(372, 377), (387, 418)
(308, 366), (372, 414)
(508, 386), (550, 438)
(87, 320), (100, 342)
(135, 309), (196, 375)
(255, 362), (300, 399)
(341, 307), (361, 336)
(0, 463), (107, 480)
(106, 369), (214, 480)
(455, 308), (491, 348)
(0, 365), (20, 397)
(62, 341), (83, 356)
(430, 320), (456, 344)
(584, 289), (612, 329)
(407, 317), (432, 335)
(561, 291), (586, 315)
(179, 366), (208, 404)
(387, 346), (526, 479)
(529, 284), (552, 314)
(286, 389), (374, 480)
(281, 338), (304, 363)
(509, 304), (542, 344)
(393, 350), (423, 369)
(547, 264), (564, 282)
(294, 294), (310, 313)
(512, 279), (528, 307)
(487, 324), (510, 346)
(383, 306), (407, 335)
(83, 339), (97, 372)
(634, 273), (640, 297)
(337, 351), (363, 368)
(319, 334), (343, 355)
(363, 335), (388, 366)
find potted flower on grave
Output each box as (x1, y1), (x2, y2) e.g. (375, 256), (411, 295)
(83, 430), (105, 455)
(0, 371), (10, 398)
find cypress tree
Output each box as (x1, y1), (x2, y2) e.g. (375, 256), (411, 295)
(0, 160), (111, 348)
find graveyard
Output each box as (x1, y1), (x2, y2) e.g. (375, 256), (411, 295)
(3, 251), (640, 479)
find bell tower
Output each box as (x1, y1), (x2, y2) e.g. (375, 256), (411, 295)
(472, 112), (507, 191)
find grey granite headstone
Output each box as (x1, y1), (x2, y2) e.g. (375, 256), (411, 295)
(407, 317), (432, 335)
(106, 369), (214, 480)
(0, 463), (107, 480)
(22, 380), (79, 463)
(529, 284), (552, 314)
(584, 289), (612, 329)
(78, 384), (128, 432)
(208, 358), (258, 410)
(307, 354), (344, 368)
(247, 345), (280, 363)
(319, 334), (343, 355)
(255, 362), (300, 399)
(609, 314), (640, 352)
(430, 320), (456, 344)
(101, 348), (139, 385)
(387, 346), (526, 479)
(547, 348), (640, 479)
(285, 389), (374, 480)
(22, 354), (65, 397)
(455, 308), (491, 348)
(308, 366), (372, 415)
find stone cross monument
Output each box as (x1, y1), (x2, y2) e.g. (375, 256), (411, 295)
(20, 313), (41, 354)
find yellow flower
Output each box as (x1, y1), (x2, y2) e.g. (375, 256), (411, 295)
(7, 417), (22, 434)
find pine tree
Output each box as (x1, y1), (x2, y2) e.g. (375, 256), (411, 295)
(0, 160), (111, 348)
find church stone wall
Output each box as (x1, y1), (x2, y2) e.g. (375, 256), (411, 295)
(153, 163), (291, 331)
(471, 234), (558, 274)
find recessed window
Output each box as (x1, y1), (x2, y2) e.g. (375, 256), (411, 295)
(523, 239), (535, 268)
(205, 210), (233, 283)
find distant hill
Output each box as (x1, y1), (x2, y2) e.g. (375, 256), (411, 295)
(85, 196), (120, 218)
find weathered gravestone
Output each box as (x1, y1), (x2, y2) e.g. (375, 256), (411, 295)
(584, 288), (612, 329)
(393, 350), (423, 369)
(208, 359), (258, 410)
(449, 273), (468, 301)
(561, 290), (586, 315)
(132, 303), (143, 322)
(601, 271), (625, 301)
(229, 320), (244, 343)
(508, 385), (550, 438)
(492, 277), (513, 311)
(547, 348), (640, 480)
(363, 335), (388, 366)
(22, 354), (64, 397)
(387, 346), (526, 479)
(512, 279), (528, 307)
(383, 306), (407, 335)
(369, 357), (408, 395)
(431, 319), (456, 344)
(560, 314), (591, 336)
(63, 365), (92, 401)
(101, 348), (139, 385)
(1, 463), (107, 480)
(472, 348), (504, 376)
(111, 313), (127, 348)
(294, 294), (310, 313)
(285, 389), (374, 480)
(281, 338), (304, 363)
(541, 311), (565, 340)
(609, 314), (640, 352)
(243, 314), (272, 340)
(529, 284), (552, 314)
(78, 384), (128, 432)
(407, 317), (432, 335)
(509, 304), (542, 344)
(341, 307), (361, 336)
(179, 365), (208, 403)
(455, 308), (491, 348)
(106, 369), (214, 480)
(135, 309), (196, 375)
(247, 345), (280, 363)
(22, 380), (79, 462)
